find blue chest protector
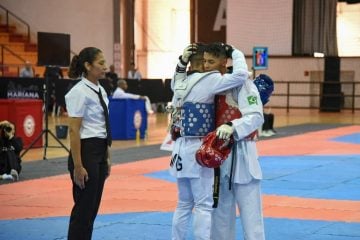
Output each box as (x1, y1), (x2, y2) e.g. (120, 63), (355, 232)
(181, 102), (215, 137)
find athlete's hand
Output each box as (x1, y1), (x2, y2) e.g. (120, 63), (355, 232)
(216, 123), (234, 140)
(181, 44), (197, 63)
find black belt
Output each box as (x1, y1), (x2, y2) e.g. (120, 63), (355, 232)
(212, 167), (220, 208)
(229, 144), (236, 190)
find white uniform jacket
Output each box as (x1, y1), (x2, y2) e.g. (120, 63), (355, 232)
(221, 80), (264, 184)
(170, 49), (249, 178)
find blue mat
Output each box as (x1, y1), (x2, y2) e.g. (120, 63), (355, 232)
(1, 213), (359, 240)
(331, 133), (360, 144)
(2, 152), (359, 239)
(146, 155), (360, 200)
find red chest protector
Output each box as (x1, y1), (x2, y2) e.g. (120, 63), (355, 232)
(215, 95), (257, 140)
(215, 95), (241, 127)
(196, 95), (257, 168)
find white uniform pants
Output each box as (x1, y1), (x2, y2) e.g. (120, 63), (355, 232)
(212, 177), (265, 240)
(172, 170), (214, 240)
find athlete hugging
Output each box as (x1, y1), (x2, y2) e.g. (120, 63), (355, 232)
(166, 42), (273, 240)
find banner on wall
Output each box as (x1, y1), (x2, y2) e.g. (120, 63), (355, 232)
(194, 0), (226, 43)
(0, 78), (79, 106)
(252, 47), (268, 70)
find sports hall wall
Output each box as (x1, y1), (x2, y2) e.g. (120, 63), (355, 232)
(2, 0), (359, 87)
(227, 0), (359, 109)
(1, 0), (114, 67)
(228, 0), (359, 80)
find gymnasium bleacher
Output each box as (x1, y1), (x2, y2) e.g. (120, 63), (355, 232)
(0, 8), (44, 77)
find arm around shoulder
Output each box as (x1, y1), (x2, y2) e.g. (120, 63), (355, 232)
(231, 48), (248, 73)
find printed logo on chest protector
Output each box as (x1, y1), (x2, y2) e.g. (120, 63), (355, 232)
(247, 95), (258, 105)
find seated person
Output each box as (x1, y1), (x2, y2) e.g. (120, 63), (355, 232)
(19, 61), (34, 78)
(249, 73), (276, 138)
(113, 80), (154, 114)
(127, 62), (142, 80)
(106, 64), (119, 93)
(0, 121), (23, 181)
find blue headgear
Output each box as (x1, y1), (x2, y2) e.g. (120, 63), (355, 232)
(253, 74), (274, 105)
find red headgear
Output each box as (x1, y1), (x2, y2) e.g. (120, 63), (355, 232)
(195, 131), (234, 168)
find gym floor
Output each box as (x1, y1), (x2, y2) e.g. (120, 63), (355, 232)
(0, 109), (359, 239)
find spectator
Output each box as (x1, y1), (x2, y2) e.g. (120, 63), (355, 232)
(44, 66), (64, 79)
(127, 62), (142, 80)
(44, 66), (64, 115)
(105, 64), (119, 92)
(0, 120), (23, 182)
(19, 61), (34, 78)
(260, 110), (276, 137)
(113, 79), (154, 114)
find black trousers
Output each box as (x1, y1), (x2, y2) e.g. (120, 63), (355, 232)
(0, 137), (23, 174)
(67, 138), (108, 240)
(262, 113), (274, 131)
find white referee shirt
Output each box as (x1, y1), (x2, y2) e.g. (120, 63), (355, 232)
(65, 77), (109, 140)
(112, 87), (140, 99)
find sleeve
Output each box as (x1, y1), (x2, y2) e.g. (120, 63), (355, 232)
(121, 92), (140, 99)
(65, 87), (86, 117)
(232, 48), (248, 73)
(112, 88), (140, 99)
(203, 48), (249, 95)
(231, 81), (264, 140)
(171, 58), (187, 91)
